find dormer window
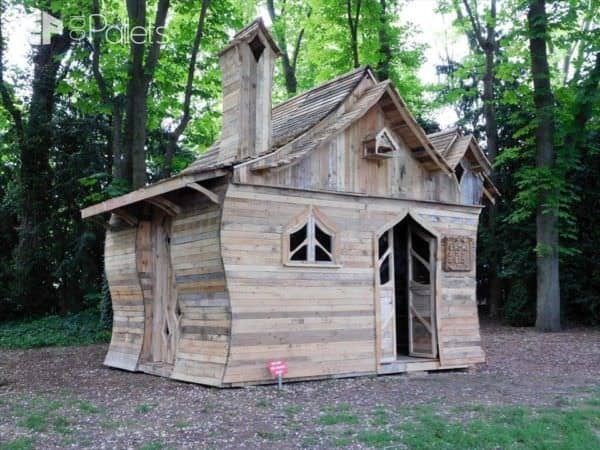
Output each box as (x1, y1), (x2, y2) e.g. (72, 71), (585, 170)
(284, 207), (340, 267)
(364, 127), (401, 159)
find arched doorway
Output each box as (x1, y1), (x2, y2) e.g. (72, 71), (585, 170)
(376, 214), (438, 363)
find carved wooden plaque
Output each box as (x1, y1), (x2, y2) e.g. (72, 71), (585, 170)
(443, 236), (473, 272)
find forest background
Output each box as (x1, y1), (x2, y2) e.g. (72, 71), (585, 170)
(0, 0), (598, 342)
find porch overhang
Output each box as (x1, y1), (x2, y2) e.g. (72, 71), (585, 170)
(80, 169), (229, 219)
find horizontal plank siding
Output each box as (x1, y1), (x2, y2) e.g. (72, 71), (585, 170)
(170, 189), (231, 387)
(104, 227), (145, 371)
(221, 183), (484, 384)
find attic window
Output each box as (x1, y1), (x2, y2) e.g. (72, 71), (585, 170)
(455, 162), (465, 184)
(285, 208), (339, 266)
(248, 35), (265, 62)
(364, 127), (401, 159)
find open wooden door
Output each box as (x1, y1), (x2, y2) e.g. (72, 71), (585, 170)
(407, 225), (437, 358)
(377, 230), (396, 362)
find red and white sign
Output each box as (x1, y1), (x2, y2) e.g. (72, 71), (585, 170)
(268, 360), (288, 377)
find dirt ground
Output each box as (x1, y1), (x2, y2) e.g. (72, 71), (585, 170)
(1, 323), (599, 449)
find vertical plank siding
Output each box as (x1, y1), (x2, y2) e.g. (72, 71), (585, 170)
(241, 107), (460, 204)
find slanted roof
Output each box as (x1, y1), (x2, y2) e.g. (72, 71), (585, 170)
(219, 17), (281, 57)
(183, 67), (370, 174)
(427, 129), (493, 174)
(247, 79), (451, 173)
(82, 67), (466, 219)
(428, 128), (459, 157)
(186, 67), (452, 175)
(427, 128), (500, 201)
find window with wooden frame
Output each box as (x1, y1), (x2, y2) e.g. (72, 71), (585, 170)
(283, 207), (340, 267)
(364, 127), (401, 159)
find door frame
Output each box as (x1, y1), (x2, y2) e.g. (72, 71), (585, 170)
(373, 210), (441, 367)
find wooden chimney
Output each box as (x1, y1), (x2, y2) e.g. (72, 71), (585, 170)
(219, 18), (281, 162)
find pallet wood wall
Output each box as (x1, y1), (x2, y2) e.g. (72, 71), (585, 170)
(239, 105), (460, 204)
(220, 183), (484, 384)
(169, 189), (231, 386)
(104, 226), (145, 371)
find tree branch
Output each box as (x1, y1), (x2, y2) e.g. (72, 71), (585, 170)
(462, 0), (486, 49)
(91, 0), (111, 104)
(172, 0), (210, 138)
(144, 0), (170, 90)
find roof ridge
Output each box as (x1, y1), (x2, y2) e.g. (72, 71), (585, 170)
(273, 66), (369, 111)
(427, 127), (459, 137)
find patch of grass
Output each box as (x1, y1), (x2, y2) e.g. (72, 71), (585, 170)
(0, 309), (110, 349)
(0, 438), (35, 450)
(20, 412), (47, 432)
(284, 404), (301, 417)
(255, 398), (271, 408)
(357, 430), (399, 447)
(330, 436), (352, 447)
(256, 430), (285, 440)
(53, 415), (72, 434)
(370, 407), (389, 426)
(318, 406), (359, 426)
(135, 403), (154, 414)
(401, 399), (600, 450)
(75, 399), (101, 414)
(300, 436), (319, 447)
(100, 419), (121, 429)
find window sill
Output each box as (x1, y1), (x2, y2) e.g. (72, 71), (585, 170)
(284, 262), (342, 269)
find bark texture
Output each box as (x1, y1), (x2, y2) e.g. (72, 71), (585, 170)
(527, 0), (560, 332)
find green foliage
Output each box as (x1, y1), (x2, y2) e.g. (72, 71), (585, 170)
(0, 438), (35, 450)
(502, 279), (536, 327)
(437, 0), (600, 325)
(0, 309), (110, 349)
(318, 404), (359, 425)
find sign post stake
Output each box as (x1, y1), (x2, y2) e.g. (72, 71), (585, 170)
(277, 373), (282, 390)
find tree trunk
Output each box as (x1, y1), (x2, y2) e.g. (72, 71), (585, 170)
(376, 0), (392, 81)
(124, 0), (148, 189)
(346, 0), (361, 68)
(266, 0), (304, 96)
(14, 31), (71, 315)
(527, 0), (560, 332)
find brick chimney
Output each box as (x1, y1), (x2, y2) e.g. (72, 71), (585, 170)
(219, 18), (280, 162)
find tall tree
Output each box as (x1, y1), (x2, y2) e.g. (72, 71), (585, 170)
(346, 0), (362, 68)
(91, 0), (170, 189)
(455, 0), (502, 318)
(527, 0), (560, 331)
(266, 0), (310, 96)
(162, 0), (211, 177)
(0, 3), (72, 315)
(376, 0), (392, 80)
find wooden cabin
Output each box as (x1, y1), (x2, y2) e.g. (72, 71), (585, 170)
(82, 19), (499, 387)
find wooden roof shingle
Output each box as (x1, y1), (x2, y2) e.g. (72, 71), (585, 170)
(182, 67), (370, 175)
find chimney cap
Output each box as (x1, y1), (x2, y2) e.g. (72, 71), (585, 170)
(219, 17), (281, 57)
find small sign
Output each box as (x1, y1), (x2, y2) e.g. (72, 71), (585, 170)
(268, 360), (288, 389)
(268, 360), (288, 377)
